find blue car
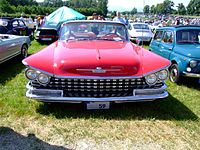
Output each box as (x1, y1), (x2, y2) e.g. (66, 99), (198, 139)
(149, 25), (200, 83)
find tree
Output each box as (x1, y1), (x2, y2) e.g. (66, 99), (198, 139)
(98, 0), (108, 16)
(43, 0), (63, 7)
(150, 5), (155, 14)
(0, 0), (13, 13)
(130, 7), (137, 15)
(143, 5), (150, 14)
(163, 0), (174, 14)
(177, 3), (186, 15)
(187, 0), (200, 16)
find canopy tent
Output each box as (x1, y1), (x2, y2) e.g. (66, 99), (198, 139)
(45, 6), (85, 25)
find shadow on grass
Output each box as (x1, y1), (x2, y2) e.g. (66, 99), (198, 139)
(37, 94), (198, 121)
(178, 77), (200, 90)
(0, 57), (25, 85)
(0, 127), (69, 150)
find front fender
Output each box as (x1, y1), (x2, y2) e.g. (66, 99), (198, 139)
(170, 57), (186, 73)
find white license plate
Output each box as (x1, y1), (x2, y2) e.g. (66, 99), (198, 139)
(86, 102), (110, 110)
(41, 38), (52, 41)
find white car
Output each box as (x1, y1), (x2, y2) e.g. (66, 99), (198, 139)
(128, 23), (154, 44)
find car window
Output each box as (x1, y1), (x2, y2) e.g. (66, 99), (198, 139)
(153, 30), (163, 41)
(12, 20), (19, 27)
(19, 20), (25, 26)
(133, 24), (149, 30)
(176, 29), (200, 44)
(162, 31), (173, 43)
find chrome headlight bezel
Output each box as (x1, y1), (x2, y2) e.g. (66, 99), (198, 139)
(157, 69), (168, 80)
(25, 69), (38, 80)
(189, 60), (198, 68)
(37, 73), (50, 85)
(145, 73), (158, 85)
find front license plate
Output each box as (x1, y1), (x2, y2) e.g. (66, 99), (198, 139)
(41, 38), (52, 41)
(86, 102), (110, 110)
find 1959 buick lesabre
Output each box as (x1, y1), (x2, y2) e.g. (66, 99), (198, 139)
(23, 20), (170, 109)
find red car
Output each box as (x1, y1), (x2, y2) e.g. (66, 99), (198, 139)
(23, 20), (170, 109)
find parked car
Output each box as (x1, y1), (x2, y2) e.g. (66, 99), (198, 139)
(35, 22), (60, 43)
(128, 23), (154, 44)
(0, 34), (30, 64)
(149, 25), (200, 83)
(0, 17), (33, 38)
(23, 20), (170, 109)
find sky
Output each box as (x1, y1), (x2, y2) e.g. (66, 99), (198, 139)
(36, 0), (191, 12)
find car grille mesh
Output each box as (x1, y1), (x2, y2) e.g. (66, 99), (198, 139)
(31, 77), (163, 97)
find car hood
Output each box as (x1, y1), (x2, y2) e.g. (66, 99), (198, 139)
(23, 41), (170, 77)
(175, 44), (200, 58)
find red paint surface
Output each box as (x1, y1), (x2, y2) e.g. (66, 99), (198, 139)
(23, 41), (170, 77)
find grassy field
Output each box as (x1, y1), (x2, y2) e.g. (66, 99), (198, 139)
(0, 40), (199, 150)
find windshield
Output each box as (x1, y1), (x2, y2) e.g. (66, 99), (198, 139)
(133, 24), (149, 30)
(59, 22), (128, 42)
(176, 29), (200, 44)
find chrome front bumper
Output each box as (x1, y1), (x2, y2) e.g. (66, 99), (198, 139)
(26, 83), (168, 103)
(182, 71), (200, 78)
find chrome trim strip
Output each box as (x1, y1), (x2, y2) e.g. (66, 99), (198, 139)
(26, 83), (168, 103)
(0, 51), (21, 64)
(182, 71), (200, 78)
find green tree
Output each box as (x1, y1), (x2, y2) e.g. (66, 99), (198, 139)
(177, 3), (186, 15)
(163, 0), (174, 14)
(143, 5), (150, 14)
(98, 0), (108, 16)
(131, 7), (137, 15)
(0, 0), (13, 13)
(187, 0), (200, 16)
(150, 5), (155, 14)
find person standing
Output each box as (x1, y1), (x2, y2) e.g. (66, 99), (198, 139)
(113, 11), (126, 24)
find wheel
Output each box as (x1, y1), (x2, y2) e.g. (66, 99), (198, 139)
(169, 64), (180, 83)
(21, 45), (28, 58)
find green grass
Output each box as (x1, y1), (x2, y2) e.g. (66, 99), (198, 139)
(0, 40), (199, 149)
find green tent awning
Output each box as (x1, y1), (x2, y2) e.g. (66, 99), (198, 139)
(46, 6), (85, 25)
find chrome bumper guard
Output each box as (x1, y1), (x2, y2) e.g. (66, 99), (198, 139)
(26, 83), (168, 103)
(182, 71), (200, 78)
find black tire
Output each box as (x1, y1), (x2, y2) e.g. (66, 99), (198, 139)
(21, 44), (28, 59)
(169, 63), (180, 83)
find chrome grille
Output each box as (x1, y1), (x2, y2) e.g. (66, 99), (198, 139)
(31, 78), (163, 97)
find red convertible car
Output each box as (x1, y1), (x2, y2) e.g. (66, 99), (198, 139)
(23, 20), (170, 109)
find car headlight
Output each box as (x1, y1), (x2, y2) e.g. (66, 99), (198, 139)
(25, 69), (38, 80)
(145, 73), (157, 85)
(190, 60), (198, 68)
(157, 69), (168, 80)
(37, 73), (50, 85)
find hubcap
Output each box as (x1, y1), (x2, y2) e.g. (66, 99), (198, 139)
(170, 67), (178, 82)
(22, 47), (28, 58)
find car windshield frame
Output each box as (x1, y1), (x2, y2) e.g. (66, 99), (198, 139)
(176, 29), (200, 44)
(59, 21), (129, 42)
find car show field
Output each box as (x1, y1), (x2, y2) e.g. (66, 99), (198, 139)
(0, 40), (199, 149)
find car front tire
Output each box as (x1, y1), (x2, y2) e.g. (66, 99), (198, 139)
(169, 63), (180, 83)
(21, 45), (28, 58)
